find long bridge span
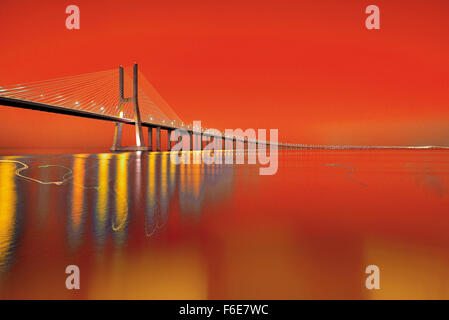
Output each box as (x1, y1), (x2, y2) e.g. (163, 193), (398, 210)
(0, 64), (299, 152)
(1, 64), (446, 152)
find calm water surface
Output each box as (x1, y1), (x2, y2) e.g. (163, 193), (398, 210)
(0, 150), (449, 299)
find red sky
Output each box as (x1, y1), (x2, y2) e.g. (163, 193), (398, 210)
(0, 0), (448, 149)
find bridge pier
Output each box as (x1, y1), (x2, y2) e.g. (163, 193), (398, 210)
(204, 135), (210, 150)
(216, 135), (221, 150)
(235, 138), (242, 150)
(148, 127), (153, 151)
(195, 132), (203, 151)
(224, 136), (232, 151)
(111, 63), (149, 152)
(167, 129), (172, 151)
(193, 133), (196, 151)
(156, 126), (161, 151)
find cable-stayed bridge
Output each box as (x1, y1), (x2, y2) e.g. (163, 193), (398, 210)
(1, 64), (446, 152)
(0, 63), (297, 152)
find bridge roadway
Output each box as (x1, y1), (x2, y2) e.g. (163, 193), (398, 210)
(0, 95), (298, 150)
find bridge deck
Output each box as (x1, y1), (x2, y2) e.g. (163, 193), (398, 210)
(0, 96), (179, 131)
(0, 96), (279, 145)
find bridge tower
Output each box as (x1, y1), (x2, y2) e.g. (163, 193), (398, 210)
(111, 63), (149, 151)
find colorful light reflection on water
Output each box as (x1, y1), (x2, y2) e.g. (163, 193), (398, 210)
(0, 150), (449, 299)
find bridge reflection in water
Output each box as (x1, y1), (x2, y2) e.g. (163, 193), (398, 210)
(2, 150), (449, 299)
(0, 151), (236, 298)
(1, 152), (234, 247)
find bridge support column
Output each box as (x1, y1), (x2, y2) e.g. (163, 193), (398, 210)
(215, 136), (220, 150)
(167, 129), (172, 151)
(189, 132), (193, 151)
(203, 135), (209, 150)
(148, 127), (153, 151)
(112, 121), (123, 150)
(156, 126), (161, 151)
(224, 137), (230, 151)
(111, 63), (148, 151)
(236, 138), (241, 150)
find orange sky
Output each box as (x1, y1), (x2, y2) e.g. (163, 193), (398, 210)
(0, 0), (448, 149)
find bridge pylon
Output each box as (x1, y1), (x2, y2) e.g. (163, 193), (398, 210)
(111, 63), (149, 151)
